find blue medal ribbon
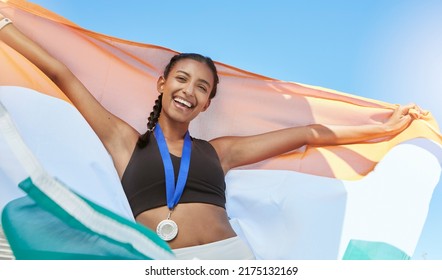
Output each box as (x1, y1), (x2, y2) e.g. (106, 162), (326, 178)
(154, 123), (192, 210)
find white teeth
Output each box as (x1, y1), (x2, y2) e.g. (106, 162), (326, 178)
(174, 97), (192, 108)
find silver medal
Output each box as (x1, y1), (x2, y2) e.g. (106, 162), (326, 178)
(156, 211), (178, 241)
(156, 219), (178, 241)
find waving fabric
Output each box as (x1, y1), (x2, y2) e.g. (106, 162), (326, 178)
(0, 0), (441, 259)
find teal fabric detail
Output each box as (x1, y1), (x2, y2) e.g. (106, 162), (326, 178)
(343, 239), (410, 260)
(1, 177), (173, 260)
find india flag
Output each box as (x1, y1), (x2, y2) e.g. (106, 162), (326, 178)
(0, 0), (441, 260)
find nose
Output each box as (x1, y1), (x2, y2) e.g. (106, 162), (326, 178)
(183, 83), (194, 96)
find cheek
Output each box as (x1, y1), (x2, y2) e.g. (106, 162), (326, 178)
(199, 93), (210, 104)
(201, 98), (211, 111)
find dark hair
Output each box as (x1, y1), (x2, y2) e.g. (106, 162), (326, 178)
(137, 53), (219, 148)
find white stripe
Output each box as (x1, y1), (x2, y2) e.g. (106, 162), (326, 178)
(0, 103), (47, 180)
(0, 225), (14, 260)
(0, 102), (174, 260)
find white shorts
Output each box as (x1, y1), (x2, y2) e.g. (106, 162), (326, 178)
(173, 236), (255, 260)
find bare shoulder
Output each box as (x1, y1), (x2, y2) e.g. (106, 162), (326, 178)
(208, 136), (240, 174)
(208, 136), (235, 157)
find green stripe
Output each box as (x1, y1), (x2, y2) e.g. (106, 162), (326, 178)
(2, 196), (148, 259)
(16, 177), (172, 259)
(343, 239), (410, 260)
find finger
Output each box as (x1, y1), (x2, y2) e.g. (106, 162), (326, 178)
(412, 104), (429, 116)
(391, 106), (403, 119)
(409, 104), (428, 119)
(409, 110), (420, 119)
(400, 103), (428, 119)
(399, 114), (412, 128)
(400, 103), (416, 114)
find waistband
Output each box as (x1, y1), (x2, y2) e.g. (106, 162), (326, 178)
(173, 236), (255, 260)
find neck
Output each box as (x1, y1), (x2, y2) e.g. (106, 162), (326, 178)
(157, 117), (189, 141)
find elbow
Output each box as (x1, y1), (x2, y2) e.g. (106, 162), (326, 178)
(44, 59), (73, 86)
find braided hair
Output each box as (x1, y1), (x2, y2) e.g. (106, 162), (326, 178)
(137, 53), (219, 148)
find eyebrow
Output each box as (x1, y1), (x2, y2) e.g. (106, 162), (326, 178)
(176, 70), (212, 88)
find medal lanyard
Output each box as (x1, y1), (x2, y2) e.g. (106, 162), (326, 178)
(154, 124), (192, 210)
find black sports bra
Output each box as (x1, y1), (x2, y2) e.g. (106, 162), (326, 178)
(121, 133), (226, 217)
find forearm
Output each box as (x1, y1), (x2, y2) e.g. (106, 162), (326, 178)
(0, 16), (66, 83)
(0, 20), (100, 122)
(307, 123), (391, 146)
(308, 104), (416, 146)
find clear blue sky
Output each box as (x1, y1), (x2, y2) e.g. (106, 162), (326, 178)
(30, 0), (442, 260)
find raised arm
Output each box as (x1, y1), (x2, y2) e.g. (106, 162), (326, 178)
(0, 15), (139, 177)
(211, 104), (423, 174)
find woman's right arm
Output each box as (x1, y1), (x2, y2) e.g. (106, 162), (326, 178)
(0, 16), (139, 177)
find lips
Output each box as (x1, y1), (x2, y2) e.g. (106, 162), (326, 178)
(173, 96), (194, 109)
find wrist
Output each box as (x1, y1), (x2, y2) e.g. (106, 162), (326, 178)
(379, 122), (397, 137)
(0, 17), (12, 31)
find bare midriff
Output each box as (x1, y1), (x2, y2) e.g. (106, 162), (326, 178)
(135, 203), (236, 249)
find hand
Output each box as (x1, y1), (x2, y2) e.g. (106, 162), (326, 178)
(384, 103), (426, 135)
(398, 103), (428, 120)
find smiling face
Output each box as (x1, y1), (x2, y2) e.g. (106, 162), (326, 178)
(157, 58), (215, 125)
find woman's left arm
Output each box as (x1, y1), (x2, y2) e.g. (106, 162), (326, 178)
(210, 104), (424, 174)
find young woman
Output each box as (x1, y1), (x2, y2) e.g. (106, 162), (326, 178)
(0, 15), (423, 259)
